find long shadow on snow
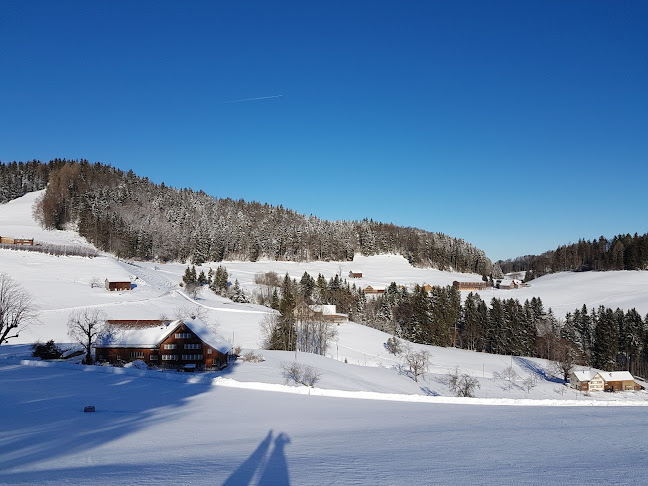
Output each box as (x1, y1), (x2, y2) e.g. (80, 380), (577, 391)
(513, 356), (563, 383)
(223, 430), (291, 486)
(0, 360), (238, 475)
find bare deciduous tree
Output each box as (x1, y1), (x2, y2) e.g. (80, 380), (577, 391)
(552, 339), (580, 384)
(522, 375), (538, 394)
(494, 365), (519, 392)
(385, 336), (402, 355)
(0, 273), (38, 345)
(185, 281), (203, 300)
(447, 367), (481, 397)
(295, 305), (337, 356)
(67, 308), (107, 364)
(403, 347), (430, 382)
(281, 361), (321, 387)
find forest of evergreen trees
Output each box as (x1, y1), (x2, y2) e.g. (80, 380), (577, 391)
(259, 269), (648, 378)
(0, 159), (492, 274)
(498, 233), (648, 279)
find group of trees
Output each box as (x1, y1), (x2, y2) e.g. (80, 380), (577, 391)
(4, 159), (492, 274)
(0, 159), (51, 203)
(182, 264), (248, 303)
(254, 269), (648, 378)
(260, 274), (338, 356)
(561, 305), (648, 377)
(498, 234), (648, 279)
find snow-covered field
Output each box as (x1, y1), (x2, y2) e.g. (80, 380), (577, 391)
(2, 191), (648, 484)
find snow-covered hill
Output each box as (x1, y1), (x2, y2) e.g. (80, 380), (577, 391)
(3, 191), (648, 484)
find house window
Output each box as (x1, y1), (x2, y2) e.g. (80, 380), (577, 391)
(162, 354), (179, 361)
(150, 355), (158, 360)
(181, 354), (203, 361)
(208, 349), (212, 354)
(130, 351), (144, 358)
(184, 343), (201, 349)
(175, 333), (193, 339)
(163, 344), (177, 350)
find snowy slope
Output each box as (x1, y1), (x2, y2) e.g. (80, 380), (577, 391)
(3, 191), (648, 485)
(1, 361), (648, 486)
(2, 190), (648, 404)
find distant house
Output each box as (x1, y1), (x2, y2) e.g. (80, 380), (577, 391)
(452, 281), (489, 291)
(348, 271), (363, 279)
(309, 304), (349, 324)
(95, 318), (231, 371)
(424, 284), (433, 292)
(364, 285), (385, 295)
(497, 279), (520, 290)
(105, 279), (132, 291)
(569, 370), (643, 392)
(0, 236), (34, 246)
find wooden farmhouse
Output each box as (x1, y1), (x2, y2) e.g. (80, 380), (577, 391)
(569, 370), (643, 392)
(95, 318), (231, 371)
(105, 279), (132, 291)
(452, 281), (489, 291)
(348, 271), (363, 279)
(0, 236), (34, 245)
(364, 285), (385, 295)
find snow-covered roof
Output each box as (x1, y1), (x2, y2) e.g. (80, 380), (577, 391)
(310, 304), (337, 315)
(96, 322), (173, 348)
(183, 318), (232, 354)
(572, 370), (636, 383)
(599, 371), (635, 382)
(572, 370), (598, 382)
(96, 318), (231, 354)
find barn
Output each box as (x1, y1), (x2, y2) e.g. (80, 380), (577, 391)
(452, 281), (489, 291)
(95, 318), (231, 371)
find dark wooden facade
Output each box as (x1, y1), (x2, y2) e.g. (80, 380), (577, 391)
(0, 236), (34, 245)
(105, 279), (132, 291)
(453, 281), (489, 291)
(95, 322), (229, 371)
(364, 285), (385, 294)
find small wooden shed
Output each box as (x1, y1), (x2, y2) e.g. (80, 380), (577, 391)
(105, 279), (132, 291)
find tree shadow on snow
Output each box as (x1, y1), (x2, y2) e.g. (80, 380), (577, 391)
(0, 359), (239, 479)
(223, 430), (291, 486)
(513, 356), (562, 383)
(420, 386), (439, 396)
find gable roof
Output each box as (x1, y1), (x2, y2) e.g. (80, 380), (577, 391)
(572, 370), (636, 383)
(96, 318), (231, 354)
(598, 371), (635, 382)
(572, 370), (598, 382)
(183, 318), (232, 354)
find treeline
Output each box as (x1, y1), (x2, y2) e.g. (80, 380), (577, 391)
(0, 159), (53, 203)
(3, 159), (492, 273)
(561, 305), (648, 378)
(498, 234), (648, 279)
(258, 270), (648, 377)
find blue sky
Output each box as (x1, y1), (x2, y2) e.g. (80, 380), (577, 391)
(1, 1), (646, 262)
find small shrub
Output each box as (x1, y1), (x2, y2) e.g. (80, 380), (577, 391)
(240, 351), (264, 363)
(32, 340), (62, 360)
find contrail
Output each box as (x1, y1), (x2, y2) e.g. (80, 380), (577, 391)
(223, 94), (284, 104)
